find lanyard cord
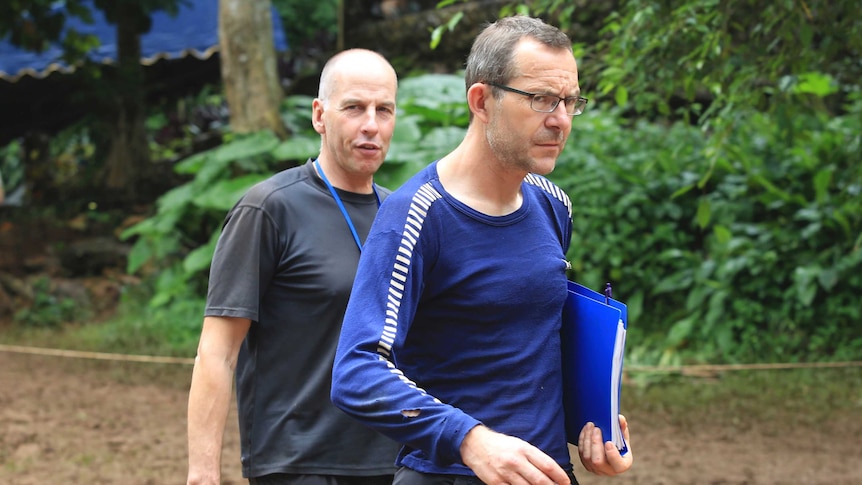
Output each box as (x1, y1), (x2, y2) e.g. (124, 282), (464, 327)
(314, 160), (381, 252)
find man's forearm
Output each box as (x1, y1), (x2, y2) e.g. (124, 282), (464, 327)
(186, 354), (235, 484)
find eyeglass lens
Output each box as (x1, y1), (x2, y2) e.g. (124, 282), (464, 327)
(531, 95), (585, 115)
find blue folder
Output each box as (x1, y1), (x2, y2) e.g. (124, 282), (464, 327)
(561, 280), (628, 455)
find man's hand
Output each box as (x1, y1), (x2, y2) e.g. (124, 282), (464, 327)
(461, 425), (571, 485)
(577, 414), (633, 476)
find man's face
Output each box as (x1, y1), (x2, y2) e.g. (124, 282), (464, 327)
(313, 61), (397, 182)
(485, 39), (580, 175)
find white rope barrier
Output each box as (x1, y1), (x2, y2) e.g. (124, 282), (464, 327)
(2, 343), (860, 373)
(0, 343), (195, 365)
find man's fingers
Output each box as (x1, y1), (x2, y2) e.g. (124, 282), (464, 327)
(589, 427), (609, 472)
(619, 414), (631, 443)
(577, 421), (593, 461)
(526, 449), (570, 485)
(577, 417), (634, 477)
(465, 426), (570, 485)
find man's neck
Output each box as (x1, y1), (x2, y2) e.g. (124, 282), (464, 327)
(436, 144), (525, 217)
(314, 159), (374, 194)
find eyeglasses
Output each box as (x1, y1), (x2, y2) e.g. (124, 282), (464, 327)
(486, 82), (588, 116)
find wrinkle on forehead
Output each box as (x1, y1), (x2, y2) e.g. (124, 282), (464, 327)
(512, 39), (580, 96)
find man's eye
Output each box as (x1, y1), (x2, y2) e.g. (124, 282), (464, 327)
(532, 95), (552, 107)
(564, 97), (579, 108)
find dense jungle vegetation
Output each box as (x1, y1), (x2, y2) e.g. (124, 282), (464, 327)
(1, 0), (860, 368)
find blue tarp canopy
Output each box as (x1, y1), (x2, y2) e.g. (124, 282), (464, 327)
(0, 0), (289, 82)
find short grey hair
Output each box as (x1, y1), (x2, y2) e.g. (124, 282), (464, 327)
(464, 16), (573, 93)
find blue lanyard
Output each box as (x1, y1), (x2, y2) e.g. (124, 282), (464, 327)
(314, 160), (381, 252)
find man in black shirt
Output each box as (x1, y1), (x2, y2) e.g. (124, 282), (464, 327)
(187, 48), (401, 485)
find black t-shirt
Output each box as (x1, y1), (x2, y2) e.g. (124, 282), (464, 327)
(206, 160), (399, 478)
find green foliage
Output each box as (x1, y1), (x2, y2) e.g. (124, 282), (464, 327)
(421, 0), (861, 365)
(551, 96), (862, 365)
(121, 130), (286, 307)
(121, 74), (472, 311)
(430, 10), (464, 50)
(124, 72), (860, 365)
(76, 286), (204, 357)
(0, 140), (24, 194)
(271, 0), (338, 50)
(594, 0), (860, 119)
(0, 0), (94, 53)
(1, 283), (204, 358)
(146, 85), (228, 162)
(431, 0), (574, 49)
(588, 0), (861, 191)
(0, 120), (98, 208)
(378, 74), (469, 187)
(13, 277), (85, 328)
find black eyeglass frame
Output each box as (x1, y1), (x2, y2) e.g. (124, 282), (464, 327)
(485, 82), (588, 116)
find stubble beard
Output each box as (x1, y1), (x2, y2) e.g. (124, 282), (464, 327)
(486, 112), (534, 173)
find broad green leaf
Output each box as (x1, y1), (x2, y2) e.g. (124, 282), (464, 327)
(126, 241), (154, 274)
(209, 131), (280, 165)
(695, 198), (711, 229)
(174, 150), (211, 175)
(419, 126), (466, 154)
(391, 116), (423, 144)
(446, 11), (464, 30)
(272, 137), (319, 161)
(812, 169), (832, 204)
(435, 0), (461, 9)
(666, 317), (695, 348)
(398, 74), (465, 106)
(614, 85), (629, 107)
(430, 25), (443, 50)
(192, 174), (270, 211)
(793, 72), (838, 96)
(156, 184), (195, 212)
(175, 131), (279, 175)
(793, 266), (820, 306)
(685, 284), (711, 311)
(817, 268), (839, 291)
(183, 231), (220, 274)
(652, 270), (693, 294)
(713, 224), (732, 244)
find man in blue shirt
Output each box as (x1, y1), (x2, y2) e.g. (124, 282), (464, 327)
(331, 15), (633, 485)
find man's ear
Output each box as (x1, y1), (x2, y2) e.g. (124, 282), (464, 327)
(311, 98), (326, 134)
(466, 83), (493, 124)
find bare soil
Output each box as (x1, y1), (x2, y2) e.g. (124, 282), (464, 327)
(1, 210), (861, 484)
(1, 350), (861, 485)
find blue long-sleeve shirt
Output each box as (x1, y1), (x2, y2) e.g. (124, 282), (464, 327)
(332, 161), (574, 475)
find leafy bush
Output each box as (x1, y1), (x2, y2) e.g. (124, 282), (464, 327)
(0, 140), (24, 198)
(79, 286), (205, 357)
(123, 73), (861, 365)
(121, 74), (471, 310)
(552, 95), (862, 365)
(13, 277), (85, 328)
(121, 130), (288, 307)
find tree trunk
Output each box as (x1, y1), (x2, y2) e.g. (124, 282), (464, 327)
(218, 0), (288, 138)
(100, 4), (150, 198)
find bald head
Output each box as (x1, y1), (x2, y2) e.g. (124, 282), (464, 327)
(318, 49), (398, 105)
(310, 49), (398, 192)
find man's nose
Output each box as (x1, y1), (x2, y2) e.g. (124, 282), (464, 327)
(545, 101), (572, 129)
(361, 107), (381, 133)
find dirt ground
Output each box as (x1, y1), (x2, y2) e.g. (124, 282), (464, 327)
(1, 350), (861, 485)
